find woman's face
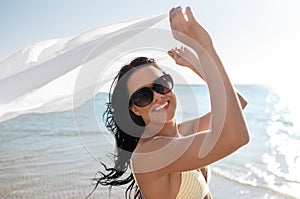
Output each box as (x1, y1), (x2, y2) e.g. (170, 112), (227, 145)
(127, 65), (177, 126)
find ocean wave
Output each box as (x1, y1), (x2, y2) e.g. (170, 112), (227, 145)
(211, 165), (300, 199)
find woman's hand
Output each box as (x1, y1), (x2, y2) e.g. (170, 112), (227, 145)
(169, 7), (213, 50)
(168, 46), (195, 68)
(168, 46), (205, 80)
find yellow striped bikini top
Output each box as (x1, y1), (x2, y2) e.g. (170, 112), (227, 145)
(130, 159), (209, 199)
(176, 169), (209, 199)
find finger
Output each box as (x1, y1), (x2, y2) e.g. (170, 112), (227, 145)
(175, 46), (183, 54)
(173, 53), (179, 61)
(186, 7), (196, 22)
(171, 7), (181, 20)
(175, 6), (182, 11)
(167, 50), (177, 59)
(174, 6), (186, 23)
(168, 49), (174, 55)
(169, 7), (176, 23)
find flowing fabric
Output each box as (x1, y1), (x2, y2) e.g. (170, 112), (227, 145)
(0, 14), (169, 123)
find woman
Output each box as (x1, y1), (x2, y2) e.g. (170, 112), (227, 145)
(90, 6), (249, 199)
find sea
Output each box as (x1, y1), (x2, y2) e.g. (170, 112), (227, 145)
(1, 85), (299, 199)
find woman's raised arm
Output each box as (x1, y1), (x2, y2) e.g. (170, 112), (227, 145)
(168, 46), (247, 134)
(169, 5), (249, 162)
(131, 6), (249, 174)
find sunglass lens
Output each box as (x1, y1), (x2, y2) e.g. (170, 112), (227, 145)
(153, 74), (173, 94)
(132, 88), (153, 107)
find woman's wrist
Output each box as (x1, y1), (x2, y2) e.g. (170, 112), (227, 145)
(199, 42), (215, 56)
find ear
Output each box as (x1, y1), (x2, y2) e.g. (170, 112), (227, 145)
(130, 106), (142, 116)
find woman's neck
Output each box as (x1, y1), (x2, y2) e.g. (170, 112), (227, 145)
(159, 119), (179, 137)
(142, 119), (179, 139)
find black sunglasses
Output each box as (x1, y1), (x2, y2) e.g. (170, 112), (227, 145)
(130, 74), (173, 107)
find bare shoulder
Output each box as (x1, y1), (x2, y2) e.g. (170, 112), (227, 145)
(131, 139), (179, 198)
(131, 131), (210, 175)
(131, 135), (182, 173)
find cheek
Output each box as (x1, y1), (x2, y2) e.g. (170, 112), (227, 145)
(169, 92), (177, 115)
(140, 110), (152, 125)
(137, 107), (151, 120)
(169, 91), (177, 108)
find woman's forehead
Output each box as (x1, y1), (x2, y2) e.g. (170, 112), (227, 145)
(127, 66), (164, 95)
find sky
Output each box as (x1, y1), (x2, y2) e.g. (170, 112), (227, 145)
(1, 0), (300, 88)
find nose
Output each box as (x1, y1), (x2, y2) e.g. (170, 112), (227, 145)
(152, 90), (164, 103)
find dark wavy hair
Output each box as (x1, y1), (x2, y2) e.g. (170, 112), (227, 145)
(87, 57), (162, 199)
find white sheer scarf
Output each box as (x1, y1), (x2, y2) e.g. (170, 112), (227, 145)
(0, 14), (173, 123)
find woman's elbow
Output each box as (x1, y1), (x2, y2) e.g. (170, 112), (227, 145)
(228, 129), (250, 150)
(241, 99), (248, 109)
(237, 129), (250, 147)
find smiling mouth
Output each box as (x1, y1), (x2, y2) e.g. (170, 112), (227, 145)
(154, 101), (170, 112)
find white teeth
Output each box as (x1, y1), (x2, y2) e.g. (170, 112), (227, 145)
(154, 102), (168, 111)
